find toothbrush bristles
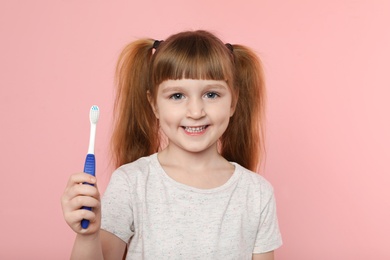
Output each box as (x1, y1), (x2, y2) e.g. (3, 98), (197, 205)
(90, 105), (100, 124)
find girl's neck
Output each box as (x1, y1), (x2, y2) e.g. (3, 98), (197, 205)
(158, 144), (229, 174)
(157, 145), (235, 189)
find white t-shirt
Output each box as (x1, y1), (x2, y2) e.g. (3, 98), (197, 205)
(101, 154), (282, 259)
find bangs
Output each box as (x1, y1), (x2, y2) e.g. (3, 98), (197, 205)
(151, 32), (233, 87)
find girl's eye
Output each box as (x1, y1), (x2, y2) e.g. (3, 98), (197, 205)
(204, 92), (219, 99)
(170, 93), (184, 100)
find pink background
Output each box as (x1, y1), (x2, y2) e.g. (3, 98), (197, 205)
(1, 0), (389, 259)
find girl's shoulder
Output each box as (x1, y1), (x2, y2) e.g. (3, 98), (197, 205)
(111, 153), (159, 182)
(232, 162), (275, 194)
(117, 153), (156, 172)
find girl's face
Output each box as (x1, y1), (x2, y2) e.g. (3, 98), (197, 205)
(150, 79), (235, 155)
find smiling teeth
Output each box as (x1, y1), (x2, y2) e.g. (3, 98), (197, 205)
(185, 126), (206, 133)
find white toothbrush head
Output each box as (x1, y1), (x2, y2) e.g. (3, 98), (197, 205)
(90, 105), (100, 124)
(87, 105), (99, 154)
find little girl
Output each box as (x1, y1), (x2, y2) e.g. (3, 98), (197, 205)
(61, 30), (282, 260)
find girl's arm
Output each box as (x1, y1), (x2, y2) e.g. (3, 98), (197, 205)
(62, 173), (126, 259)
(70, 232), (103, 260)
(100, 229), (127, 259)
(70, 230), (126, 260)
(252, 251), (274, 260)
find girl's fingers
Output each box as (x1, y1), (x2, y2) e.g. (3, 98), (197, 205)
(66, 209), (95, 224)
(62, 174), (99, 201)
(67, 172), (97, 187)
(69, 183), (100, 200)
(61, 173), (101, 215)
(65, 209), (100, 233)
(61, 173), (102, 234)
(62, 187), (101, 217)
(68, 195), (101, 211)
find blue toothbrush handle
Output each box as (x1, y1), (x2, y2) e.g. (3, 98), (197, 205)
(81, 154), (95, 229)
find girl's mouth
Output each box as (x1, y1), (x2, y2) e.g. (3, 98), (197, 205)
(182, 125), (208, 133)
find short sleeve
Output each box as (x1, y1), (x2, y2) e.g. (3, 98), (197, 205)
(253, 190), (283, 253)
(101, 169), (134, 243)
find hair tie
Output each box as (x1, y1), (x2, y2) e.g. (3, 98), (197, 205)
(153, 40), (163, 50)
(225, 43), (234, 52)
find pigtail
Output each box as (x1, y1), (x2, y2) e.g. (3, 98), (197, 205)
(220, 45), (266, 172)
(111, 39), (159, 168)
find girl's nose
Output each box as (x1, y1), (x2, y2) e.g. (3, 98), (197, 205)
(186, 98), (206, 119)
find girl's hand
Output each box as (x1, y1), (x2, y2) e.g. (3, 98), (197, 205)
(61, 172), (101, 235)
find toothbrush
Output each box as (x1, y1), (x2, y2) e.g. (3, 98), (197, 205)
(81, 105), (100, 229)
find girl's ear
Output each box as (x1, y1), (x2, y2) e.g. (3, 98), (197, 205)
(230, 90), (239, 117)
(147, 91), (159, 119)
(230, 104), (236, 117)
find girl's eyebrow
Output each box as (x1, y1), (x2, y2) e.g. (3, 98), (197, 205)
(161, 86), (184, 94)
(205, 84), (228, 90)
(161, 83), (228, 94)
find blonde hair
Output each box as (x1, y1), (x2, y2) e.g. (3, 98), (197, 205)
(112, 30), (265, 172)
